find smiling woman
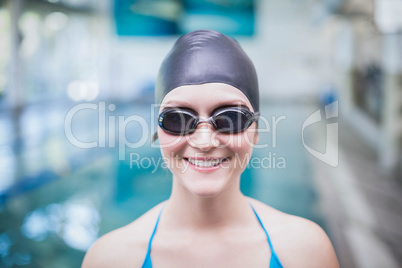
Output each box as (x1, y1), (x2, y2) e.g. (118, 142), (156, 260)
(81, 30), (339, 268)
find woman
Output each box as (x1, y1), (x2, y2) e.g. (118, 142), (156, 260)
(82, 30), (339, 268)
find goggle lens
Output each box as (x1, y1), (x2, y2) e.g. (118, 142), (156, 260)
(161, 111), (193, 134)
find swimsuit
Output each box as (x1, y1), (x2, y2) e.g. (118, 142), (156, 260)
(141, 203), (284, 268)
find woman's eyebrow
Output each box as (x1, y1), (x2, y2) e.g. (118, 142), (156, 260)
(211, 101), (251, 111)
(164, 100), (249, 107)
(160, 100), (251, 113)
(160, 105), (198, 115)
(161, 101), (193, 108)
(211, 104), (250, 115)
(214, 100), (250, 108)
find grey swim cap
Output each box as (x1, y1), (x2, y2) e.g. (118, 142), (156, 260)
(155, 30), (259, 112)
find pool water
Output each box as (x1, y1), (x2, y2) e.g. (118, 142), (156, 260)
(0, 101), (325, 267)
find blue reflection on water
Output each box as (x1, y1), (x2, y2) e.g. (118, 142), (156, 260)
(21, 209), (49, 241)
(0, 146), (16, 193)
(0, 233), (12, 258)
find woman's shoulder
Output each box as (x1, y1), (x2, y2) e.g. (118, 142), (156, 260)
(248, 198), (339, 268)
(81, 202), (166, 268)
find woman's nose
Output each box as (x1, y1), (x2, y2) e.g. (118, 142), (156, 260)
(187, 123), (220, 151)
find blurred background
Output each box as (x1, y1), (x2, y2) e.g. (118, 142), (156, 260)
(0, 0), (402, 267)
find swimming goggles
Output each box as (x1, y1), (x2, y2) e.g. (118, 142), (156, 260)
(158, 107), (260, 135)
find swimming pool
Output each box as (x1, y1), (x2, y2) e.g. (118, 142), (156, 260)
(0, 100), (326, 267)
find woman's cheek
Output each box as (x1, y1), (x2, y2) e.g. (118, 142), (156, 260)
(159, 130), (185, 149)
(221, 133), (254, 157)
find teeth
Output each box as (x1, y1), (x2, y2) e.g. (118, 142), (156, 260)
(187, 158), (223, 168)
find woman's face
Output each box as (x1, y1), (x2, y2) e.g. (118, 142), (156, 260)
(158, 83), (258, 197)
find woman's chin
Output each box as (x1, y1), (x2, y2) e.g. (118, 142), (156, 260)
(183, 180), (230, 198)
(191, 189), (220, 198)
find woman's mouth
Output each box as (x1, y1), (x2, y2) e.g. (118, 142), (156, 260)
(183, 157), (230, 170)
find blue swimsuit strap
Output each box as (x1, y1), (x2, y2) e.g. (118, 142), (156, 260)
(142, 206), (165, 268)
(142, 203), (283, 268)
(249, 202), (282, 267)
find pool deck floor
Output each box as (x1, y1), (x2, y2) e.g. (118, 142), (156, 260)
(312, 118), (402, 268)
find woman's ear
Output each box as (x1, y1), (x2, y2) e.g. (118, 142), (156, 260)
(253, 132), (259, 145)
(152, 132), (158, 143)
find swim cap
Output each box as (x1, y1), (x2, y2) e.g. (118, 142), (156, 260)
(155, 30), (259, 112)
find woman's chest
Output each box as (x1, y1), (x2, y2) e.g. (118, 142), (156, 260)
(150, 232), (271, 268)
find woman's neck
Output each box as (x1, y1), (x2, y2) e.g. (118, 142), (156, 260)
(162, 178), (253, 231)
